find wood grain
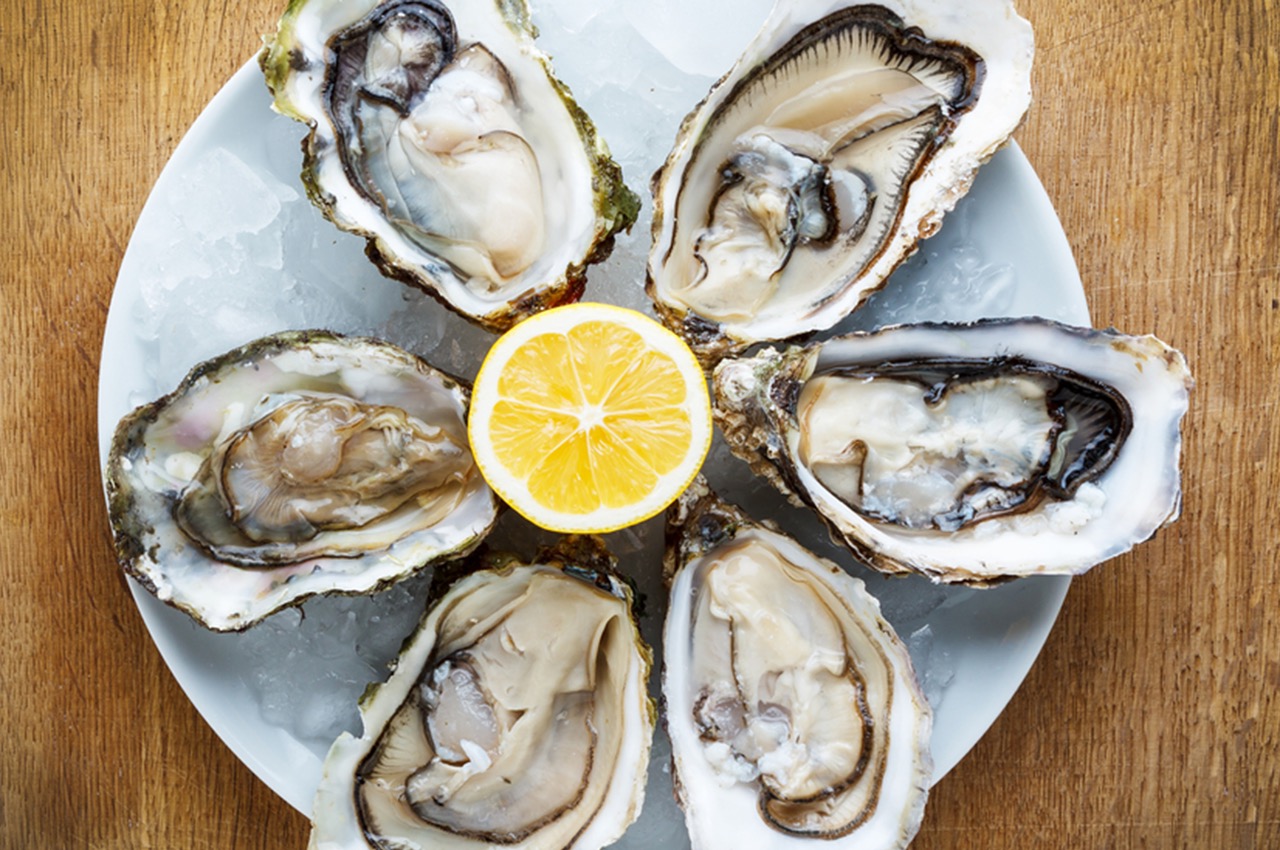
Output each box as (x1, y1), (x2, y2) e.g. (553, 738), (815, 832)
(3, 0), (1275, 847)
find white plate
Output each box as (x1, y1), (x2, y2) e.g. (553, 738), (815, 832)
(97, 2), (1084, 838)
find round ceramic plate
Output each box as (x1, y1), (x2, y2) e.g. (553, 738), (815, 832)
(97, 2), (1083, 838)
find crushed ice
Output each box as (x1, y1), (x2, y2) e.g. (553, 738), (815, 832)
(115, 0), (1075, 814)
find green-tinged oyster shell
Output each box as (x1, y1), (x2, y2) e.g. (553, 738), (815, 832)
(262, 0), (639, 331)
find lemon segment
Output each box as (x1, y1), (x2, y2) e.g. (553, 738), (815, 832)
(469, 303), (713, 533)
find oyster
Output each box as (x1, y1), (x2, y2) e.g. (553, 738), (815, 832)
(261, 0), (639, 331)
(105, 331), (498, 630)
(713, 319), (1193, 584)
(308, 536), (653, 850)
(663, 480), (931, 849)
(647, 0), (1034, 361)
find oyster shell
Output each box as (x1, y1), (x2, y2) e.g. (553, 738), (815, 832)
(105, 331), (498, 630)
(261, 0), (639, 331)
(712, 319), (1193, 584)
(647, 0), (1034, 361)
(663, 480), (931, 849)
(308, 536), (653, 850)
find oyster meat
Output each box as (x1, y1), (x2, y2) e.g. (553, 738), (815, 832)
(663, 480), (931, 849)
(105, 331), (498, 630)
(713, 319), (1192, 583)
(262, 0), (639, 330)
(647, 0), (1034, 361)
(308, 536), (653, 850)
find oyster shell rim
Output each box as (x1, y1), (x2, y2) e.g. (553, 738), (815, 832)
(104, 328), (501, 632)
(308, 535), (656, 850)
(660, 478), (933, 849)
(645, 0), (1037, 363)
(259, 0), (642, 332)
(711, 317), (1194, 584)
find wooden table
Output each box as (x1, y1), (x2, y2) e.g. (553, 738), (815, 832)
(4, 0), (1275, 847)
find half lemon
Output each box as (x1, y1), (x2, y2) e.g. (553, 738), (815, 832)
(468, 303), (712, 533)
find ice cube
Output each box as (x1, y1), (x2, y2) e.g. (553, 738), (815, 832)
(622, 0), (774, 78)
(908, 624), (956, 710)
(176, 147), (298, 242)
(229, 578), (436, 748)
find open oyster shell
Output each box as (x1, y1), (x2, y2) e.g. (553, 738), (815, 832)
(647, 0), (1034, 361)
(712, 319), (1193, 584)
(663, 480), (931, 849)
(261, 0), (639, 331)
(105, 330), (498, 631)
(308, 535), (654, 850)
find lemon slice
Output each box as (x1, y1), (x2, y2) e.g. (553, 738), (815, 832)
(469, 303), (713, 533)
